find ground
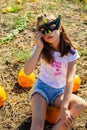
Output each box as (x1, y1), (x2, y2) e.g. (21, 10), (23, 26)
(0, 0), (87, 130)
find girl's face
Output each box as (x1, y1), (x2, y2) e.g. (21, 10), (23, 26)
(42, 26), (62, 45)
(37, 15), (62, 47)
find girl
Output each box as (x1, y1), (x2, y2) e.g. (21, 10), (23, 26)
(24, 13), (87, 130)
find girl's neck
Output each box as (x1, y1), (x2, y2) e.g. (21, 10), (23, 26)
(51, 38), (60, 51)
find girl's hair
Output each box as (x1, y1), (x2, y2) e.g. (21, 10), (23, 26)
(36, 13), (76, 64)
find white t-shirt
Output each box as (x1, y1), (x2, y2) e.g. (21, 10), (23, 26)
(32, 46), (80, 88)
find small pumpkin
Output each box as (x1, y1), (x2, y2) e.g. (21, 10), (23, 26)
(0, 86), (6, 107)
(46, 105), (60, 124)
(18, 69), (35, 88)
(73, 74), (81, 92)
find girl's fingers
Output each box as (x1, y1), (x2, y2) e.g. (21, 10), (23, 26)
(68, 116), (74, 124)
(62, 121), (69, 128)
(71, 121), (75, 127)
(35, 35), (42, 40)
(70, 115), (75, 127)
(34, 32), (43, 40)
(34, 31), (44, 47)
(61, 116), (75, 129)
(37, 34), (42, 38)
(71, 115), (75, 121)
(35, 31), (43, 37)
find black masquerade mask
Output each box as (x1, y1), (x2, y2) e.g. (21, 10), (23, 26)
(37, 15), (61, 34)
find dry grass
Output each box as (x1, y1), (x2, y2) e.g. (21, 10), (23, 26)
(0, 0), (87, 130)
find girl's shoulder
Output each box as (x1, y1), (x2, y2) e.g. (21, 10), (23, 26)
(67, 47), (80, 63)
(69, 47), (76, 55)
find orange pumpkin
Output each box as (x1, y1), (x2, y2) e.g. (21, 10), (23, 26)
(46, 105), (60, 124)
(18, 69), (35, 88)
(0, 86), (6, 107)
(73, 74), (81, 92)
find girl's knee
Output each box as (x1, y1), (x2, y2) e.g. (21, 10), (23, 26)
(81, 100), (87, 109)
(75, 99), (87, 111)
(71, 94), (87, 110)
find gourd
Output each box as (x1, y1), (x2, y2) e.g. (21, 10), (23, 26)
(0, 86), (6, 107)
(46, 105), (60, 124)
(18, 69), (35, 88)
(73, 74), (81, 92)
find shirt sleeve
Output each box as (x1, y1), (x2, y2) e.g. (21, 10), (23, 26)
(67, 48), (80, 63)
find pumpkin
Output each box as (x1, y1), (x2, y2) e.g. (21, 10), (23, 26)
(0, 86), (6, 107)
(73, 74), (81, 92)
(46, 105), (60, 124)
(18, 69), (35, 88)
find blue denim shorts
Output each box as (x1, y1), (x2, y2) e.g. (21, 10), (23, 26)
(30, 78), (65, 105)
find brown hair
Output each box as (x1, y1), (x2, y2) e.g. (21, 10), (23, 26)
(36, 14), (76, 64)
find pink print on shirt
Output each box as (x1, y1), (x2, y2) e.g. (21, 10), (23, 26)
(51, 61), (62, 76)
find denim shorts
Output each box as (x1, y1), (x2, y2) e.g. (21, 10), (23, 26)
(30, 78), (65, 105)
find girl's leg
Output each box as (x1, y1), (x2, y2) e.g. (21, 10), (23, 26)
(30, 93), (48, 130)
(51, 93), (87, 130)
(67, 94), (87, 119)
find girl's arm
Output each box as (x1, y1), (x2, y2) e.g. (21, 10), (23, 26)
(24, 32), (44, 75)
(61, 60), (76, 109)
(24, 46), (43, 75)
(60, 60), (76, 128)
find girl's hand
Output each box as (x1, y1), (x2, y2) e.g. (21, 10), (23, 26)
(34, 31), (44, 49)
(60, 108), (75, 129)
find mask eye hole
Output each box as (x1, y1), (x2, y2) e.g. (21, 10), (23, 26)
(50, 24), (56, 29)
